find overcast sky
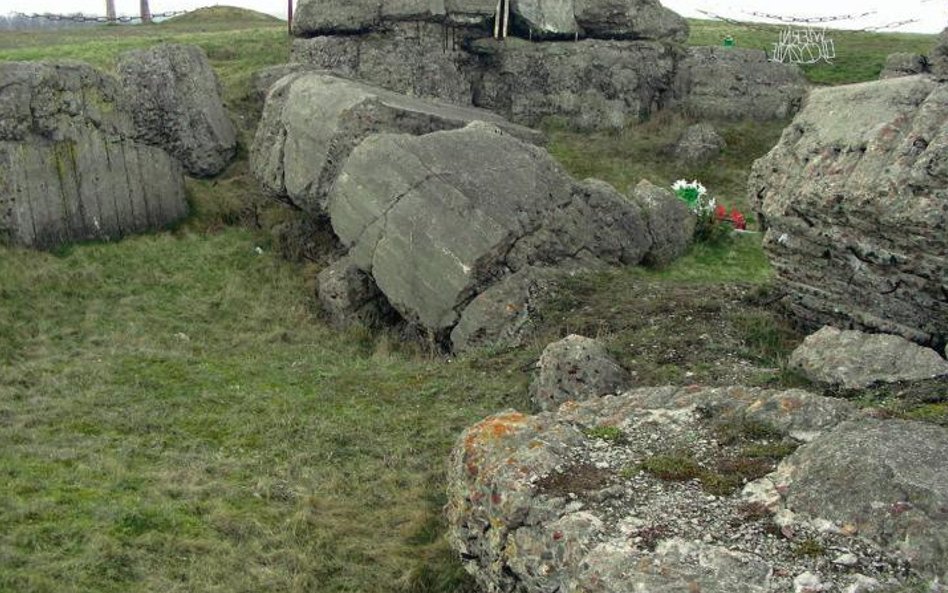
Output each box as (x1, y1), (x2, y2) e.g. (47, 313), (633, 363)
(2, 0), (946, 33)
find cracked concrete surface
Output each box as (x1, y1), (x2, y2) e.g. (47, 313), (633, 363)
(250, 70), (542, 214)
(251, 72), (683, 351)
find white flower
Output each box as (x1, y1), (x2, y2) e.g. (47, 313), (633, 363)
(703, 196), (716, 214)
(671, 179), (707, 196)
(671, 179), (715, 216)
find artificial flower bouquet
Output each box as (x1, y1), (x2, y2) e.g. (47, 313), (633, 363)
(672, 179), (747, 237)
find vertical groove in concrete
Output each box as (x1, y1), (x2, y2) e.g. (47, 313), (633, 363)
(1, 61), (189, 250)
(101, 138), (129, 237)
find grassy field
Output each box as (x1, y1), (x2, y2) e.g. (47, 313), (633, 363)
(0, 7), (288, 112)
(0, 9), (943, 593)
(685, 19), (936, 85)
(0, 231), (525, 593)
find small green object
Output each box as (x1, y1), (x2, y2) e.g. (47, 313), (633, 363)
(723, 35), (735, 47)
(584, 425), (624, 442)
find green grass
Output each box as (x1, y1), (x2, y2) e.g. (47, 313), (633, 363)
(634, 453), (704, 481)
(544, 113), (788, 222)
(793, 538), (826, 558)
(711, 417), (783, 445)
(632, 452), (770, 496)
(906, 402), (948, 426)
(164, 6), (281, 25)
(686, 19), (937, 85)
(845, 380), (948, 427)
(519, 234), (801, 387)
(637, 237), (772, 284)
(584, 425), (625, 442)
(0, 230), (524, 593)
(632, 419), (794, 497)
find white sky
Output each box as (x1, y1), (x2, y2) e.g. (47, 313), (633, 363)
(1, 0), (946, 33)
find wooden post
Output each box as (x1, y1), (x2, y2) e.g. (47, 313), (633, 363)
(493, 0), (501, 39)
(139, 0), (152, 23)
(287, 0), (293, 35)
(502, 0), (509, 39)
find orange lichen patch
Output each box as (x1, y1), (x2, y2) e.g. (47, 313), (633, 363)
(839, 523), (859, 536)
(463, 412), (529, 477)
(485, 412), (527, 438)
(779, 397), (803, 413)
(465, 413), (527, 448)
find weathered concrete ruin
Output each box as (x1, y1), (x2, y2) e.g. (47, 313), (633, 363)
(281, 0), (806, 129)
(117, 43), (237, 178)
(750, 75), (947, 350)
(250, 72), (695, 352)
(448, 384), (948, 592)
(0, 61), (188, 249)
(1, 44), (237, 249)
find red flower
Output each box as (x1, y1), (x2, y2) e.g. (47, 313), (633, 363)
(731, 209), (746, 230)
(714, 204), (728, 221)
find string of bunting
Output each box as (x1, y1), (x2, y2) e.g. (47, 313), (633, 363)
(744, 10), (877, 24)
(13, 10), (189, 23)
(861, 19), (921, 31)
(694, 9), (783, 31)
(695, 8), (920, 33)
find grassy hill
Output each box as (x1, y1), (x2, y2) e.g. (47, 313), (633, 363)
(163, 6), (282, 24)
(0, 6), (288, 111)
(0, 13), (943, 593)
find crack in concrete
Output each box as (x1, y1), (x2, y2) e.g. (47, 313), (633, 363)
(362, 172), (438, 270)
